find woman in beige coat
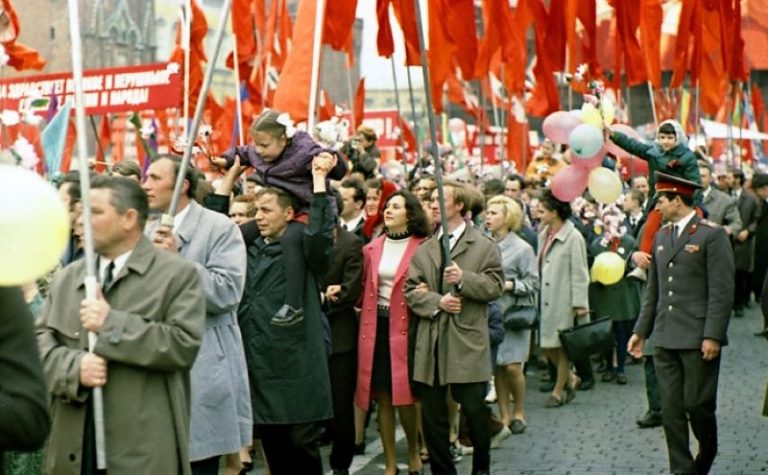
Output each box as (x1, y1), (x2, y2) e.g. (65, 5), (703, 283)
(536, 190), (590, 408)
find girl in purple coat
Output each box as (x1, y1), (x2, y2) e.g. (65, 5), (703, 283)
(213, 110), (347, 325)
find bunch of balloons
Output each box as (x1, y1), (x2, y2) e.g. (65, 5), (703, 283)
(542, 90), (645, 205)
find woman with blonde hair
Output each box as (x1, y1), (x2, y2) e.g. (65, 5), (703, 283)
(485, 196), (539, 433)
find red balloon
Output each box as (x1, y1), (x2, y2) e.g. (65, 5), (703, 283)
(551, 165), (589, 202)
(606, 123), (643, 158)
(573, 147), (606, 170)
(543, 111), (583, 144)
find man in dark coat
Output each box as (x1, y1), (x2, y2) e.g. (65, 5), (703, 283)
(238, 156), (337, 474)
(725, 168), (761, 318)
(0, 286), (50, 456)
(323, 188), (364, 475)
(629, 173), (734, 475)
(752, 174), (768, 335)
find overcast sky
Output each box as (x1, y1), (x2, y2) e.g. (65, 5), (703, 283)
(356, 2), (426, 89)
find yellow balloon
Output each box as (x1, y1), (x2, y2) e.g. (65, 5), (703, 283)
(0, 166), (70, 285)
(591, 251), (626, 285)
(581, 103), (602, 127)
(588, 167), (622, 204)
(601, 97), (616, 125)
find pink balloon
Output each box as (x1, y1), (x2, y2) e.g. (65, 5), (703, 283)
(573, 147), (606, 170)
(551, 165), (589, 202)
(606, 123), (642, 158)
(543, 111), (583, 144)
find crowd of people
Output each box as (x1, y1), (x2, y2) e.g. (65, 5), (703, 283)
(1, 109), (768, 475)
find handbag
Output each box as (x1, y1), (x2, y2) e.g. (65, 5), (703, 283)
(558, 317), (614, 361)
(502, 305), (537, 331)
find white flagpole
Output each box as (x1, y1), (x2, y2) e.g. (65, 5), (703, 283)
(66, 0), (107, 468)
(183, 0), (192, 136)
(307, 0), (326, 131)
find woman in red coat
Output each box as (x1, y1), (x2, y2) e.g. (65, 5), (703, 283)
(356, 190), (431, 475)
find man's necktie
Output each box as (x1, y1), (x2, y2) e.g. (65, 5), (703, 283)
(102, 261), (115, 291)
(671, 225), (678, 247)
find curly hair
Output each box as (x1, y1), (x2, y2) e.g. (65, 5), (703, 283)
(382, 190), (432, 238)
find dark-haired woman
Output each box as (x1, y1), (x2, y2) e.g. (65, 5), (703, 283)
(536, 190), (590, 408)
(356, 191), (431, 475)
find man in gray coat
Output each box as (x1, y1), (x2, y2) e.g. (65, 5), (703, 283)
(698, 162), (741, 235)
(144, 157), (252, 474)
(406, 181), (504, 475)
(37, 176), (205, 474)
(629, 173), (734, 475)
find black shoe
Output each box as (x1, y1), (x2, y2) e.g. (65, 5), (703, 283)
(636, 411), (662, 428)
(270, 304), (304, 326)
(408, 468), (425, 475)
(577, 379), (595, 391)
(615, 373), (628, 385)
(353, 441), (366, 455)
(333, 470), (350, 475)
(601, 372), (616, 382)
(754, 329), (768, 337)
(539, 381), (555, 392)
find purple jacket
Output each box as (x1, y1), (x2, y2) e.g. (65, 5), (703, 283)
(223, 131), (347, 209)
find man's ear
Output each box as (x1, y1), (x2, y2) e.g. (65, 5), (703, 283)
(123, 208), (139, 230)
(285, 206), (295, 221)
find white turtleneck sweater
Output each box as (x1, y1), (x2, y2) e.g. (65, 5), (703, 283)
(377, 236), (411, 308)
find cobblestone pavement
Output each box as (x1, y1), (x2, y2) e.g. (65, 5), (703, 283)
(339, 302), (768, 475)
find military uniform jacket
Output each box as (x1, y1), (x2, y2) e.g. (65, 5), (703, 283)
(634, 215), (734, 349)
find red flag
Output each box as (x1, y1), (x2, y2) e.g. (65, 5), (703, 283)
(319, 90), (336, 122)
(526, 0), (560, 117)
(614, 0), (648, 85)
(225, 0), (264, 81)
(377, 0), (395, 58)
(0, 0), (45, 71)
(392, 0), (420, 66)
(60, 119), (77, 175)
(94, 115), (112, 173)
(168, 0), (208, 117)
(720, 0), (747, 81)
(698, 2), (727, 115)
(639, 0), (663, 87)
(476, 0), (517, 80)
(506, 96), (530, 173)
(576, 0), (599, 79)
(272, 0), (322, 122)
(444, 0), (479, 80)
(427, 0), (457, 113)
(324, 0), (358, 51)
(671, 0), (701, 87)
(253, 0), (293, 108)
(354, 78), (365, 131)
(214, 97), (236, 154)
